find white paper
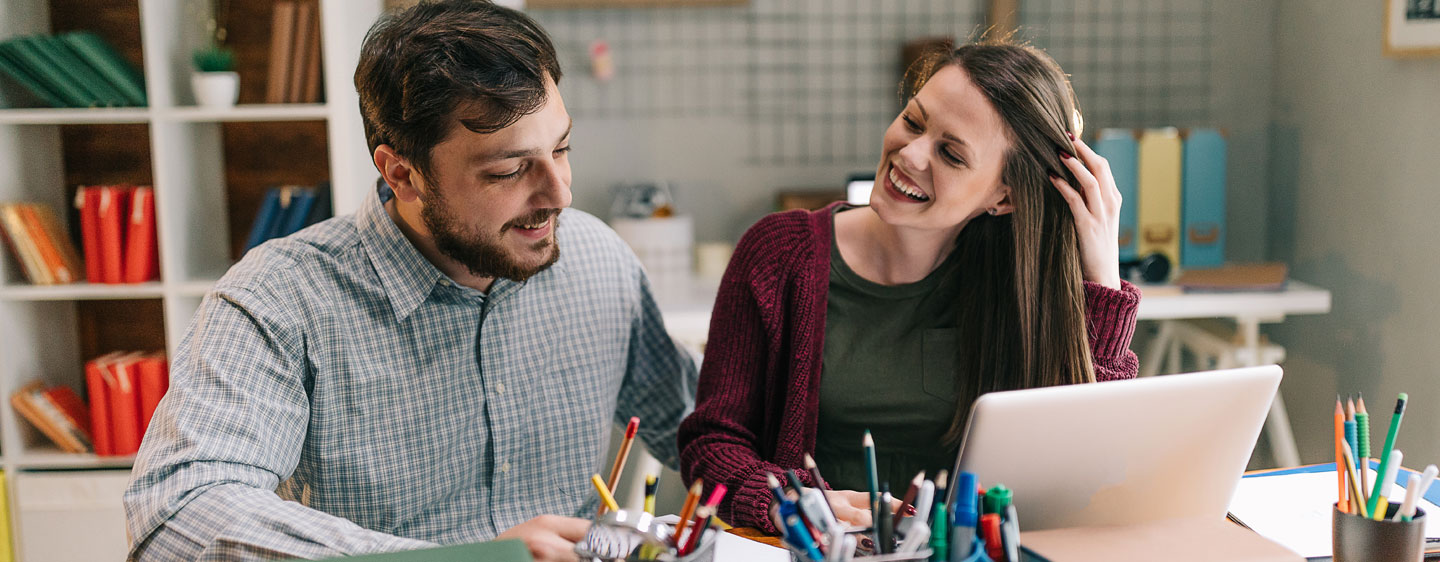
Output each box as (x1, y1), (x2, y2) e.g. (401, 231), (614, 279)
(1227, 469), (1440, 558)
(714, 530), (790, 562)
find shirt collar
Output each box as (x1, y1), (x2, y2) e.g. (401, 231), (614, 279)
(357, 181), (449, 322)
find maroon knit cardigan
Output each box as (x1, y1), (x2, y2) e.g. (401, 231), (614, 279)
(676, 203), (1142, 532)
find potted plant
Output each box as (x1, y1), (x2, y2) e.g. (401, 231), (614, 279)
(192, 42), (238, 107)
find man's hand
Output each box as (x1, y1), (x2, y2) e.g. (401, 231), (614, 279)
(495, 514), (590, 562)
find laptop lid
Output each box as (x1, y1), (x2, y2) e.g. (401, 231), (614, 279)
(943, 365), (1282, 530)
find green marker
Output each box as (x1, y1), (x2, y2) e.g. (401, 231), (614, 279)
(1367, 393), (1408, 516)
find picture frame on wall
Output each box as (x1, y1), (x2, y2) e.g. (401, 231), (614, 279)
(1385, 0), (1440, 57)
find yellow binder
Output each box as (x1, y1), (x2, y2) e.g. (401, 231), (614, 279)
(1137, 128), (1183, 270)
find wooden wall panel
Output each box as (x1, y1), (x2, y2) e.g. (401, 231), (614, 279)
(223, 120), (331, 260)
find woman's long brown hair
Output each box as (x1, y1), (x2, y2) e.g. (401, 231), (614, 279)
(906, 39), (1097, 446)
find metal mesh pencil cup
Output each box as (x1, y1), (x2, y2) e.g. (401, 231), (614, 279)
(576, 510), (718, 562)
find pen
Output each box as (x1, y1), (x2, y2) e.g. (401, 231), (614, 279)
(599, 416), (640, 515)
(898, 518), (931, 553)
(590, 474), (619, 513)
(643, 473), (658, 515)
(904, 478), (935, 535)
(984, 484), (1012, 517)
(1367, 393), (1406, 517)
(951, 471), (978, 562)
(1341, 441), (1368, 518)
(1357, 395), (1371, 498)
(675, 479), (703, 544)
(980, 513), (1003, 562)
(1395, 473), (1424, 523)
(894, 471), (924, 529)
(785, 512), (825, 562)
(789, 471), (838, 535)
(1334, 398), (1347, 512)
(1373, 449), (1403, 520)
(1002, 504), (1020, 562)
(681, 505), (714, 556)
(930, 471), (948, 562)
(1400, 465), (1439, 522)
(878, 484), (895, 553)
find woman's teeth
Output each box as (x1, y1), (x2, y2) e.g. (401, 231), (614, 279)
(888, 168), (930, 202)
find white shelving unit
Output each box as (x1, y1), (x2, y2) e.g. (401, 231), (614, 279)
(0, 1), (381, 559)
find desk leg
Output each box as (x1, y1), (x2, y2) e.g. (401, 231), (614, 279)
(1139, 320), (1175, 377)
(1240, 318), (1301, 468)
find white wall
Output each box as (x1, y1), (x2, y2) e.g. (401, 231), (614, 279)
(1269, 1), (1440, 467)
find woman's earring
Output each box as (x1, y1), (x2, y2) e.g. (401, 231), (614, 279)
(987, 208), (998, 215)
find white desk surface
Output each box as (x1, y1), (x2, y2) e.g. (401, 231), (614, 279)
(661, 278), (1333, 328)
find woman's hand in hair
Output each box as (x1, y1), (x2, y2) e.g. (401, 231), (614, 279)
(1051, 133), (1123, 289)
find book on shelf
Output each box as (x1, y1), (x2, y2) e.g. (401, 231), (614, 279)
(86, 351), (168, 457)
(74, 184), (158, 284)
(0, 32), (145, 108)
(245, 183), (332, 253)
(10, 381), (93, 454)
(0, 202), (85, 285)
(267, 0), (324, 104)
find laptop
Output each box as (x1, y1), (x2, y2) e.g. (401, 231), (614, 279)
(943, 365), (1282, 531)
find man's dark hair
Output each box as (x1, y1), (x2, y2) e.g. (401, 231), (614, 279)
(355, 0), (562, 179)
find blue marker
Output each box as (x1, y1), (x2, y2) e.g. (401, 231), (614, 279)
(785, 513), (825, 561)
(950, 472), (978, 562)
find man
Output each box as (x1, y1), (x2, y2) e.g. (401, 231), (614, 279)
(123, 2), (696, 560)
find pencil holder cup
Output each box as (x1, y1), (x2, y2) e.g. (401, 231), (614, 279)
(780, 532), (933, 562)
(576, 509), (717, 562)
(1332, 503), (1426, 562)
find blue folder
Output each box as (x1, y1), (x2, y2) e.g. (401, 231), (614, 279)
(1093, 129), (1140, 262)
(1181, 128), (1226, 268)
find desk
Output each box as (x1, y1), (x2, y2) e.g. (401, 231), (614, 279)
(658, 279), (1334, 467)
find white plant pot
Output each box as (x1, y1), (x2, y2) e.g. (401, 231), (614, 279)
(192, 71), (239, 107)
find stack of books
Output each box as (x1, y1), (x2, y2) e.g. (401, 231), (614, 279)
(75, 185), (159, 284)
(85, 352), (168, 457)
(10, 382), (92, 454)
(267, 0), (325, 104)
(0, 32), (147, 108)
(0, 203), (85, 285)
(245, 183), (331, 253)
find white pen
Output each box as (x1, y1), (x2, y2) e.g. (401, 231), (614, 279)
(897, 521), (931, 553)
(1003, 504), (1021, 562)
(900, 479), (935, 536)
(1396, 465), (1438, 522)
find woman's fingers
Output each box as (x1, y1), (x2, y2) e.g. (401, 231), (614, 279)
(1067, 134), (1121, 209)
(1050, 173), (1091, 223)
(1058, 148), (1105, 216)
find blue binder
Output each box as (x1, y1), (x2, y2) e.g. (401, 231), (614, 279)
(1093, 129), (1140, 262)
(244, 188), (284, 253)
(1181, 128), (1226, 269)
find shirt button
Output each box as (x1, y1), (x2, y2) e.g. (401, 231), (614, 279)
(438, 279), (452, 287)
(501, 461), (511, 474)
(495, 382), (506, 394)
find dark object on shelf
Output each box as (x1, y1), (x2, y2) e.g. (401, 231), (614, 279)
(1120, 253), (1171, 284)
(244, 183), (332, 253)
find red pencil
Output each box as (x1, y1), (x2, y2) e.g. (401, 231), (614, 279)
(598, 417), (640, 515)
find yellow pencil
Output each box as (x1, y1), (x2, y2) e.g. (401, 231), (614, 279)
(591, 474), (620, 513)
(1342, 442), (1368, 518)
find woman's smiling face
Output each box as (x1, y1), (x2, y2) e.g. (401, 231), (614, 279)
(870, 64), (1014, 236)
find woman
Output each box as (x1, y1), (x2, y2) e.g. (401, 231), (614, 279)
(677, 38), (1141, 533)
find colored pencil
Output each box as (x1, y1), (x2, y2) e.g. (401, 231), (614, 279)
(1367, 393), (1407, 517)
(591, 474), (619, 513)
(863, 431), (879, 522)
(643, 474), (658, 514)
(1335, 398), (1347, 512)
(1357, 395), (1371, 496)
(894, 471), (924, 528)
(1342, 441), (1368, 518)
(674, 479), (703, 545)
(597, 417), (640, 516)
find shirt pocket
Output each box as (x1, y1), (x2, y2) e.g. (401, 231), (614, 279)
(921, 328), (959, 402)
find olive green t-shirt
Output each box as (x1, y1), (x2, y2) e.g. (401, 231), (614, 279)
(813, 207), (964, 495)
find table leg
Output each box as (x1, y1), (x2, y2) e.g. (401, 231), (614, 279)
(1239, 317), (1301, 467)
(1138, 320), (1175, 377)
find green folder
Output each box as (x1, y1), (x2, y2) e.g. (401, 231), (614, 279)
(41, 35), (129, 107)
(1, 37), (88, 107)
(61, 32), (147, 106)
(0, 44), (69, 107)
(25, 35), (123, 107)
(291, 539), (533, 562)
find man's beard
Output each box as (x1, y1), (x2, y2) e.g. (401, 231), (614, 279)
(419, 189), (560, 283)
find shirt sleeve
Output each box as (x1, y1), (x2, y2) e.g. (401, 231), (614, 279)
(616, 263), (699, 471)
(1083, 279), (1143, 381)
(123, 285), (434, 561)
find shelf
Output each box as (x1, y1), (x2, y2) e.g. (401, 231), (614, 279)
(11, 447), (134, 470)
(172, 279), (218, 297)
(0, 282), (165, 301)
(0, 107), (151, 125)
(164, 104), (330, 122)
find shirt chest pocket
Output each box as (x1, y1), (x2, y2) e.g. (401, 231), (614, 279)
(921, 328), (959, 402)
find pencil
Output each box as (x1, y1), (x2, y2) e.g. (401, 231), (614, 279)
(804, 453), (826, 489)
(598, 417), (640, 516)
(591, 474), (620, 513)
(674, 479), (703, 546)
(1335, 398), (1347, 512)
(863, 430), (879, 522)
(894, 471), (923, 528)
(1367, 393), (1407, 517)
(681, 506), (715, 555)
(1344, 398), (1357, 477)
(1357, 395), (1371, 497)
(1341, 442), (1368, 518)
